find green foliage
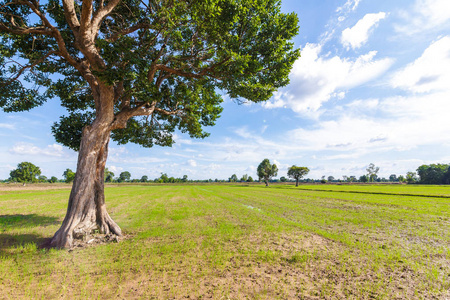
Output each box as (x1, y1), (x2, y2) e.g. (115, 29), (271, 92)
(240, 174), (248, 182)
(38, 175), (48, 183)
(140, 175), (148, 183)
(49, 176), (58, 183)
(405, 172), (417, 184)
(417, 164), (450, 184)
(366, 163), (380, 182)
(104, 168), (115, 183)
(1, 0), (300, 151)
(359, 175), (368, 183)
(229, 174), (238, 182)
(118, 171), (131, 183)
(63, 169), (75, 183)
(9, 162), (41, 183)
(257, 159), (278, 186)
(287, 165), (309, 186)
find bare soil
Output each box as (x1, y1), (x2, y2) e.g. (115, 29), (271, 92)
(0, 183), (72, 191)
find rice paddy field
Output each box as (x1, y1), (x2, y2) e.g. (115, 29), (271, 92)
(0, 183), (449, 299)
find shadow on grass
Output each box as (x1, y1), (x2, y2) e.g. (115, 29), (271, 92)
(0, 214), (60, 256)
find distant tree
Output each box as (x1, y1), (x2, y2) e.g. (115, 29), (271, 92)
(257, 159), (278, 187)
(159, 173), (169, 183)
(328, 176), (335, 182)
(398, 175), (406, 183)
(182, 175), (188, 183)
(280, 176), (287, 182)
(287, 165), (310, 187)
(38, 175), (48, 183)
(417, 164), (449, 184)
(349, 176), (357, 182)
(140, 175), (148, 183)
(342, 175), (348, 182)
(406, 172), (418, 184)
(229, 174), (238, 182)
(9, 162), (41, 184)
(50, 176), (59, 183)
(63, 169), (76, 183)
(247, 176), (254, 183)
(359, 175), (368, 183)
(118, 171), (131, 183)
(240, 174), (248, 182)
(104, 168), (115, 183)
(389, 174), (397, 182)
(366, 163), (380, 182)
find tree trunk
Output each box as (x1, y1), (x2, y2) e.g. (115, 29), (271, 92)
(265, 179), (269, 187)
(49, 120), (121, 248)
(296, 179), (299, 187)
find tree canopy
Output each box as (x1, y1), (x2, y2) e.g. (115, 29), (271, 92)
(287, 165), (309, 187)
(63, 168), (75, 183)
(0, 0), (300, 150)
(257, 158), (278, 186)
(9, 162), (41, 183)
(417, 164), (450, 184)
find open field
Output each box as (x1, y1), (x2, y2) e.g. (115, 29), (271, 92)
(0, 184), (449, 299)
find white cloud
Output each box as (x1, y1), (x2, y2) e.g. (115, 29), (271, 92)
(337, 0), (362, 13)
(108, 165), (123, 174)
(0, 123), (15, 129)
(391, 36), (450, 93)
(263, 43), (393, 115)
(287, 92), (450, 154)
(187, 159), (197, 167)
(341, 12), (387, 50)
(396, 0), (450, 34)
(9, 143), (65, 157)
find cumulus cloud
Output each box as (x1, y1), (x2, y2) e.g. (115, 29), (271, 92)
(341, 12), (387, 49)
(391, 36), (450, 93)
(396, 0), (450, 34)
(9, 143), (65, 157)
(262, 43), (393, 114)
(108, 165), (123, 174)
(287, 92), (450, 154)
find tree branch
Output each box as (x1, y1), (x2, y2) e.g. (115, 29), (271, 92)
(1, 50), (59, 86)
(61, 0), (80, 30)
(110, 101), (157, 130)
(79, 0), (94, 37)
(105, 22), (154, 43)
(91, 0), (121, 33)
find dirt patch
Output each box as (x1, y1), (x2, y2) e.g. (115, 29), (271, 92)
(0, 183), (72, 192)
(39, 232), (132, 251)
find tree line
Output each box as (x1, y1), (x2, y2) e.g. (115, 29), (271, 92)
(4, 161), (450, 185)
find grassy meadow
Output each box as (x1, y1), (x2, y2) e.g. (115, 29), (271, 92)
(0, 184), (449, 299)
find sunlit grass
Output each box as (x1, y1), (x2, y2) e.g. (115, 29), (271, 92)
(0, 184), (449, 299)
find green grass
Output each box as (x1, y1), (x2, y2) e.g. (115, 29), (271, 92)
(0, 184), (449, 299)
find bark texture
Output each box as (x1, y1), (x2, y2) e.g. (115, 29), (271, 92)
(50, 122), (121, 248)
(50, 85), (122, 249)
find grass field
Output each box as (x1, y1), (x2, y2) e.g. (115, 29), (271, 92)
(0, 184), (449, 299)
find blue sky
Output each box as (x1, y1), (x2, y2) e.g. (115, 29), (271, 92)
(1, 0), (450, 181)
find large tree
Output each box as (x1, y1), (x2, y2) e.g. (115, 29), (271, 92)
(0, 0), (299, 248)
(287, 165), (309, 187)
(9, 161), (41, 184)
(257, 158), (277, 186)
